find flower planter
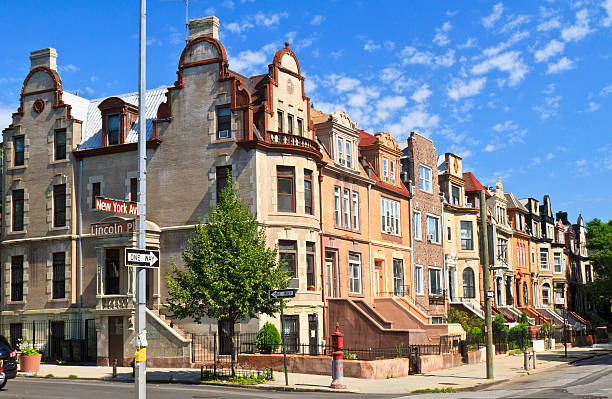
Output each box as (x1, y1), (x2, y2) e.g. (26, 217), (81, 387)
(20, 354), (42, 372)
(307, 286), (315, 291)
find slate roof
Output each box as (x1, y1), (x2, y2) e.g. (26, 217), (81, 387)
(505, 192), (528, 212)
(62, 87), (169, 150)
(463, 172), (491, 197)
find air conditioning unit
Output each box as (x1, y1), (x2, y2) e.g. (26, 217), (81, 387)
(218, 129), (230, 139)
(288, 278), (300, 290)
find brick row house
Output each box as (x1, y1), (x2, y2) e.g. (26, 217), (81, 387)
(1, 15), (601, 367)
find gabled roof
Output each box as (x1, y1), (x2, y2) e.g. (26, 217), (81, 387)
(358, 129), (378, 146)
(463, 172), (491, 197)
(505, 192), (528, 212)
(63, 87), (169, 150)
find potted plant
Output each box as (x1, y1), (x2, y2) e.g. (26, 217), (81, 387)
(18, 339), (42, 372)
(307, 285), (315, 291)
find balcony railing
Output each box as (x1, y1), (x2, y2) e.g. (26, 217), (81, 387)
(98, 295), (133, 310)
(267, 131), (320, 152)
(239, 130), (322, 160)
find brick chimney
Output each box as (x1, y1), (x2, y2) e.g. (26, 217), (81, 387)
(188, 16), (219, 41)
(30, 48), (58, 71)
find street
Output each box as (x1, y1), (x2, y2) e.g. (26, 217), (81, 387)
(407, 352), (612, 398)
(1, 353), (610, 398)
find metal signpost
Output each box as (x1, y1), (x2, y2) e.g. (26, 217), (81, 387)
(136, 0), (147, 397)
(479, 189), (494, 380)
(270, 289), (296, 386)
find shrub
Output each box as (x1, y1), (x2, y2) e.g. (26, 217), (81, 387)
(540, 322), (554, 338)
(492, 314), (508, 332)
(509, 323), (528, 349)
(520, 311), (529, 325)
(255, 322), (281, 354)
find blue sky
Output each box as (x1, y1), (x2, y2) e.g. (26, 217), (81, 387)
(1, 1), (611, 223)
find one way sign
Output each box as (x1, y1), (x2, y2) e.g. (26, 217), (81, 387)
(125, 248), (160, 268)
(269, 289), (296, 299)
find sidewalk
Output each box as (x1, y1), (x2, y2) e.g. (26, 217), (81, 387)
(18, 343), (612, 394)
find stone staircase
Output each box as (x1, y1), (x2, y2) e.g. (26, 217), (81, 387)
(149, 309), (189, 339)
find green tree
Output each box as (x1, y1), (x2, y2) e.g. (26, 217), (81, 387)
(586, 218), (612, 323)
(165, 178), (290, 375)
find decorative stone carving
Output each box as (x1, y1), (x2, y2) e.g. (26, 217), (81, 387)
(330, 109), (358, 130)
(33, 98), (45, 114)
(376, 132), (400, 152)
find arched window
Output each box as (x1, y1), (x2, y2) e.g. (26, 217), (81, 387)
(542, 283), (551, 305)
(462, 268), (475, 299)
(523, 282), (528, 306)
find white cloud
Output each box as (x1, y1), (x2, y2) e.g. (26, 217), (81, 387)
(226, 21), (254, 34)
(492, 120), (518, 132)
(204, 7), (215, 15)
(600, 84), (612, 96)
(532, 95), (562, 119)
(61, 64), (79, 72)
(433, 21), (452, 46)
(222, 0), (234, 8)
(472, 51), (528, 86)
(0, 103), (16, 129)
(447, 77), (487, 101)
(254, 12), (288, 27)
(547, 57), (574, 74)
(228, 43), (277, 75)
(411, 84), (433, 103)
(334, 76), (361, 93)
(401, 46), (434, 65)
(546, 153), (555, 160)
(602, 0), (612, 27)
(310, 15), (325, 25)
(537, 17), (561, 31)
(484, 144), (497, 152)
(435, 49), (456, 67)
(330, 50), (343, 59)
(347, 86), (380, 108)
(295, 37), (314, 51)
(364, 40), (381, 52)
(482, 31), (529, 57)
(389, 106), (440, 136)
(380, 67), (402, 82)
(377, 96), (407, 111)
(534, 39), (565, 62)
(561, 9), (593, 42)
(226, 12), (287, 34)
(482, 2), (504, 28)
(458, 38), (476, 49)
(384, 41), (396, 50)
(576, 159), (587, 166)
(502, 15), (530, 32)
(588, 101), (600, 111)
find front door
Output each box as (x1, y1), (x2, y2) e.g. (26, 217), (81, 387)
(308, 314), (318, 355)
(325, 251), (339, 298)
(49, 321), (64, 361)
(282, 315), (299, 353)
(108, 317), (124, 366)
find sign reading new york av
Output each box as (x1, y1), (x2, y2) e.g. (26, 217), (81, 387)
(96, 197), (138, 216)
(125, 248), (160, 268)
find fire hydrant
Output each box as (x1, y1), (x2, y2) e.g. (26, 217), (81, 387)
(330, 322), (347, 389)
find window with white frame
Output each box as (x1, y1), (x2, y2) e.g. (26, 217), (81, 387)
(419, 165), (432, 192)
(429, 267), (442, 295)
(337, 137), (344, 165)
(383, 157), (389, 181)
(381, 197), (400, 235)
(348, 253), (362, 294)
(413, 211), (422, 240)
(460, 221), (473, 250)
(553, 253), (562, 273)
(343, 189), (350, 228)
(334, 187), (341, 226)
(542, 283), (550, 305)
(415, 265), (424, 294)
(426, 215), (440, 243)
(345, 141), (352, 168)
(540, 248), (549, 270)
(352, 192), (359, 230)
(389, 159), (395, 184)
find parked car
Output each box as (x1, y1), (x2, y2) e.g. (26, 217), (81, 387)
(0, 336), (18, 389)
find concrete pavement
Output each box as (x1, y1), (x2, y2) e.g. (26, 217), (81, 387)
(17, 343), (612, 394)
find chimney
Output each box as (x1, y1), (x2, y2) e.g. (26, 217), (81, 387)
(188, 16), (219, 41)
(556, 211), (568, 225)
(30, 48), (58, 71)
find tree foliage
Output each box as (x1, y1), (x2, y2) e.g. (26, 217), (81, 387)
(586, 218), (612, 322)
(492, 314), (508, 332)
(255, 322), (281, 354)
(165, 177), (290, 369)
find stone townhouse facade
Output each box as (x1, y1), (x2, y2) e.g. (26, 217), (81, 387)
(1, 16), (328, 366)
(438, 154), (482, 318)
(401, 133), (446, 322)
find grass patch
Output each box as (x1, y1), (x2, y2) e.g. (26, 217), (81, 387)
(68, 374), (78, 379)
(411, 387), (459, 394)
(44, 374), (54, 378)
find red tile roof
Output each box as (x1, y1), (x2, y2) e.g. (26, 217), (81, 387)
(463, 172), (491, 197)
(358, 130), (378, 146)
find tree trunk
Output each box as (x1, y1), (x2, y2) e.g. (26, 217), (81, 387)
(229, 318), (236, 377)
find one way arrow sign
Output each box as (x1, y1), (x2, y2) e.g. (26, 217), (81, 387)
(125, 248), (160, 268)
(269, 289), (296, 299)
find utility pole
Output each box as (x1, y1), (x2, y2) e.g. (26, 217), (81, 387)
(479, 189), (494, 379)
(135, 0), (148, 397)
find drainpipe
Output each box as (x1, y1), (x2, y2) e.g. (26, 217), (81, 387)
(318, 166), (326, 342)
(408, 180), (415, 302)
(367, 182), (373, 307)
(441, 193), (448, 317)
(78, 159), (84, 313)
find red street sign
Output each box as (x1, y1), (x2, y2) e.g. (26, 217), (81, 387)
(95, 197), (138, 216)
(91, 220), (135, 236)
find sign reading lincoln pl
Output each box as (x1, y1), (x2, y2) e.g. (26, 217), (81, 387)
(91, 220), (135, 236)
(95, 197), (138, 216)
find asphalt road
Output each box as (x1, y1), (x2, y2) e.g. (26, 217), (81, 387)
(2, 353), (611, 398)
(404, 352), (612, 398)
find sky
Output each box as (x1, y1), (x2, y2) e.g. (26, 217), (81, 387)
(1, 0), (611, 223)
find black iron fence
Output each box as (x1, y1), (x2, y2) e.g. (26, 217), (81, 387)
(0, 319), (96, 364)
(200, 364), (273, 381)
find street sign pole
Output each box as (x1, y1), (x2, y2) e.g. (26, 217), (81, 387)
(280, 300), (288, 386)
(479, 189), (494, 380)
(136, 0), (147, 397)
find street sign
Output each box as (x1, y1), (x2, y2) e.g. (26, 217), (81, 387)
(96, 197), (138, 216)
(486, 290), (494, 299)
(270, 289), (296, 299)
(91, 220), (135, 236)
(125, 248), (160, 268)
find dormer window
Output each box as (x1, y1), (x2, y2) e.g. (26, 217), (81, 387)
(451, 184), (460, 205)
(345, 141), (352, 168)
(383, 157), (389, 180)
(389, 159), (395, 184)
(107, 115), (120, 145)
(337, 137), (345, 165)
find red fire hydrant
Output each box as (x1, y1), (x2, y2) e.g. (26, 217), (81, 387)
(330, 322), (347, 389)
